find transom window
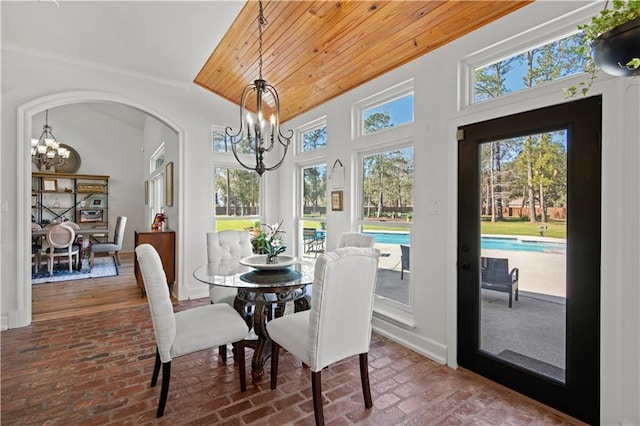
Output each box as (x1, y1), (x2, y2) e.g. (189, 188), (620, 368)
(473, 32), (590, 104)
(353, 79), (414, 138)
(150, 143), (165, 173)
(297, 117), (327, 153)
(212, 126), (253, 154)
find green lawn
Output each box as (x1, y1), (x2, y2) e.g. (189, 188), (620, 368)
(216, 217), (565, 239)
(481, 218), (566, 239)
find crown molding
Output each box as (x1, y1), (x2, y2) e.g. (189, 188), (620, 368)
(1, 42), (191, 90)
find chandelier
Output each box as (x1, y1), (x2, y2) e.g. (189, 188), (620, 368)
(225, 0), (292, 176)
(31, 110), (69, 170)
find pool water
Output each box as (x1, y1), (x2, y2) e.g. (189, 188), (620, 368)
(364, 232), (566, 253)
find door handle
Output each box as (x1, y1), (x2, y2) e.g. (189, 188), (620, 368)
(461, 262), (471, 270)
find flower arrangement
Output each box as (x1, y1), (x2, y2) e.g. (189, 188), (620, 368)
(249, 220), (287, 260)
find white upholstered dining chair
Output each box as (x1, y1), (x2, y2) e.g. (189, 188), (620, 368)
(135, 244), (249, 417)
(206, 230), (253, 360)
(267, 247), (380, 425)
(336, 232), (375, 249)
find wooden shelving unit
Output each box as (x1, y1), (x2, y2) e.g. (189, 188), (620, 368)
(32, 173), (110, 240)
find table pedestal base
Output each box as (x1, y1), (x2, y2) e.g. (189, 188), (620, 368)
(236, 285), (308, 385)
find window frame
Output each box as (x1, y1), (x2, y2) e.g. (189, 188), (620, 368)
(149, 142), (165, 174)
(458, 2), (603, 110)
(296, 116), (328, 154)
(352, 79), (414, 140)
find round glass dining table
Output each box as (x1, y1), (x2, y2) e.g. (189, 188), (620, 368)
(193, 258), (314, 384)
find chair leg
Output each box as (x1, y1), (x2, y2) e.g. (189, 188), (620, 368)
(90, 252), (95, 268)
(218, 345), (227, 363)
(151, 349), (161, 387)
(401, 268), (404, 280)
(311, 370), (324, 426)
(270, 342), (280, 390)
(359, 353), (373, 408)
(508, 290), (513, 308)
(157, 361), (171, 417)
(235, 342), (246, 392)
(115, 251), (121, 266)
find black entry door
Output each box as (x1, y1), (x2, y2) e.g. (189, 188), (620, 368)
(457, 96), (601, 424)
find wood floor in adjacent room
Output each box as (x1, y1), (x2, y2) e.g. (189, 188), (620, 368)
(3, 253), (583, 424)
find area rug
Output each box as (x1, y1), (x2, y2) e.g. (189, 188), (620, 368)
(32, 256), (119, 284)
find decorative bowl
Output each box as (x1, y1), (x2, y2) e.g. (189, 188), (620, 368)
(239, 255), (298, 270)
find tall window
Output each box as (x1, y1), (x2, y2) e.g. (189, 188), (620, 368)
(298, 164), (326, 257)
(214, 167), (260, 231)
(360, 146), (413, 307)
(473, 33), (590, 104)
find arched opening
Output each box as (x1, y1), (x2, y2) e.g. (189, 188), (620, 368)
(16, 91), (185, 327)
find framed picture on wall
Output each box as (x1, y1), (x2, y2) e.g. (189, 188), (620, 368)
(90, 196), (105, 208)
(331, 190), (343, 211)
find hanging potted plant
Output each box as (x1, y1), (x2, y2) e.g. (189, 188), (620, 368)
(565, 0), (640, 97)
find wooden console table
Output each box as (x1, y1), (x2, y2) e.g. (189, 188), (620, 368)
(134, 229), (175, 297)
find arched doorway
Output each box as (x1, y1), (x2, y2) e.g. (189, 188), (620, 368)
(16, 91), (185, 327)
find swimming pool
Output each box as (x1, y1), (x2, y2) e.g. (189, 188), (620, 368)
(364, 232), (566, 253)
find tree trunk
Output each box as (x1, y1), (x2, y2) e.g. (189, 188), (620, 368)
(526, 140), (537, 223)
(539, 183), (547, 223)
(494, 142), (504, 221)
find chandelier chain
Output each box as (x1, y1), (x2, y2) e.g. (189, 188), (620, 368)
(258, 0), (267, 81)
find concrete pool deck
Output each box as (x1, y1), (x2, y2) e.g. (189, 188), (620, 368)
(373, 242), (566, 301)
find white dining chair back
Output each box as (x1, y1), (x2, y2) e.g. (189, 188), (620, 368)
(267, 246), (380, 425)
(206, 230), (254, 361)
(336, 232), (375, 249)
(207, 230), (253, 262)
(45, 224), (80, 275)
(135, 243), (249, 417)
(207, 230), (253, 305)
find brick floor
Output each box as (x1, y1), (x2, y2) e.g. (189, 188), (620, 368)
(1, 299), (582, 425)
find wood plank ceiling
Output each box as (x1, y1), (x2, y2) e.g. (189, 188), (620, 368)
(194, 0), (531, 123)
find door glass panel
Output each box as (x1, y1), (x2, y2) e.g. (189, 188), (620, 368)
(479, 130), (567, 383)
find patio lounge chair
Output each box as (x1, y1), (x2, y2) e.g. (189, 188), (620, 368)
(481, 257), (519, 308)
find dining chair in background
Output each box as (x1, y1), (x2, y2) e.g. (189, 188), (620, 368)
(267, 246), (381, 425)
(206, 230), (253, 361)
(336, 232), (375, 249)
(135, 244), (249, 417)
(45, 224), (80, 275)
(31, 223), (42, 274)
(90, 216), (127, 267)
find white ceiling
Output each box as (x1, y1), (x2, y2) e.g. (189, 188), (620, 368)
(1, 0), (245, 84)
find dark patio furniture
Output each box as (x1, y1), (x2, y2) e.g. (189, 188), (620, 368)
(481, 257), (519, 308)
(400, 245), (410, 280)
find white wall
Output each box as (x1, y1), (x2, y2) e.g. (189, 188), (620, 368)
(1, 1), (638, 424)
